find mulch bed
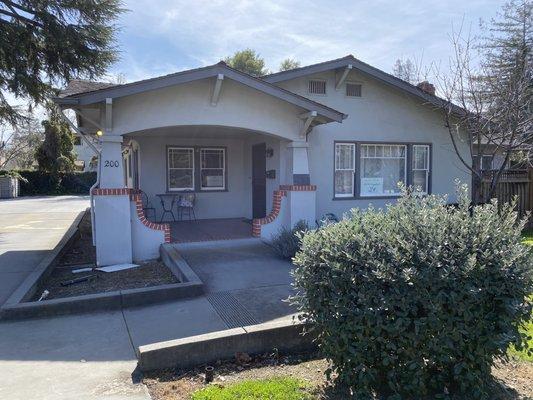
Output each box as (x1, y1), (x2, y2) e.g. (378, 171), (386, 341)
(144, 351), (533, 400)
(30, 210), (179, 301)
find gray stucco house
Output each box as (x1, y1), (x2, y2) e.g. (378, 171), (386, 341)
(53, 55), (471, 266)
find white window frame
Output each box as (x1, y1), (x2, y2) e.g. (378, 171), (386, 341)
(334, 143), (356, 198)
(167, 147), (195, 191)
(200, 148), (226, 191)
(476, 154), (493, 171)
(360, 144), (407, 197)
(308, 79), (327, 95)
(412, 144), (430, 194)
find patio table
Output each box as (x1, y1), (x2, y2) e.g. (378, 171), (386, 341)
(156, 193), (178, 222)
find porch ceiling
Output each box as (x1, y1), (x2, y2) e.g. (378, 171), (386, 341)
(124, 125), (287, 140)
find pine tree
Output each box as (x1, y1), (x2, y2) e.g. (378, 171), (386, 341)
(0, 1), (123, 126)
(35, 109), (75, 174)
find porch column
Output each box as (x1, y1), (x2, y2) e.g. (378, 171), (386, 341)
(93, 135), (133, 266)
(287, 141), (310, 185)
(285, 141), (316, 228)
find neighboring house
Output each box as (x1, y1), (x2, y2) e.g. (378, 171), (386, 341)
(53, 55), (471, 266)
(72, 135), (98, 171)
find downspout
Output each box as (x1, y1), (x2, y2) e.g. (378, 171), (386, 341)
(56, 106), (101, 246)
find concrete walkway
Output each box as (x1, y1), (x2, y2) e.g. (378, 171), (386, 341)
(0, 200), (295, 399)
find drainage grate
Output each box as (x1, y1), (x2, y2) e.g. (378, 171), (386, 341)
(207, 292), (259, 328)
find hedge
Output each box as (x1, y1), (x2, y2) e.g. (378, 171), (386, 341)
(8, 170), (97, 195)
(292, 185), (532, 399)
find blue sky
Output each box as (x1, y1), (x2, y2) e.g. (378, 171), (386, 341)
(110, 0), (507, 82)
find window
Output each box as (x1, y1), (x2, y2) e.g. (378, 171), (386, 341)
(335, 143), (355, 197)
(200, 148), (225, 190)
(346, 83), (362, 97)
(412, 145), (430, 194)
(308, 79), (326, 95)
(360, 144), (406, 197)
(168, 147), (194, 191)
(473, 155), (493, 171)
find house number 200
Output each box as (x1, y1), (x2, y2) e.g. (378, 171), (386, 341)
(104, 160), (120, 167)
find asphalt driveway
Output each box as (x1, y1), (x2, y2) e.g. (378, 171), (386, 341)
(0, 196), (90, 305)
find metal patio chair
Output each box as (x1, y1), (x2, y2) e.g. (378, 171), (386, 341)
(177, 193), (196, 220)
(140, 190), (156, 220)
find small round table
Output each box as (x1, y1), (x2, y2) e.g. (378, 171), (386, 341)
(156, 194), (178, 222)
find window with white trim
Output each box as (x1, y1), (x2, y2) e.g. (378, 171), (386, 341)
(168, 147), (194, 191)
(360, 144), (406, 197)
(308, 79), (326, 95)
(200, 148), (225, 190)
(334, 143), (355, 197)
(412, 145), (430, 194)
(473, 154), (493, 171)
(346, 83), (362, 97)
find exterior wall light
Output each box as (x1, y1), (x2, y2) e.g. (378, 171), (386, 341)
(96, 130), (103, 136)
(266, 147), (274, 158)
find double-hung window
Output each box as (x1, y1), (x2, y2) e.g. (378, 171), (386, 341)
(333, 142), (430, 198)
(168, 148), (194, 191)
(167, 147), (226, 191)
(360, 144), (406, 197)
(412, 145), (430, 194)
(200, 148), (225, 190)
(334, 143), (356, 197)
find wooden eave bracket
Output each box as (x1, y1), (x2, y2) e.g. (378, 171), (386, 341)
(211, 74), (224, 106)
(299, 111), (317, 138)
(335, 64), (353, 90)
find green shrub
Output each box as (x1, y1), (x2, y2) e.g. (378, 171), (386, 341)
(292, 185), (532, 399)
(271, 220), (310, 259)
(15, 170), (96, 195)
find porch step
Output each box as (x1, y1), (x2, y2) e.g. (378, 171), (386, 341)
(173, 237), (262, 252)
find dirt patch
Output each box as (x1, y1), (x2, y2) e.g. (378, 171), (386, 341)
(60, 211), (96, 266)
(31, 210), (179, 301)
(144, 352), (533, 400)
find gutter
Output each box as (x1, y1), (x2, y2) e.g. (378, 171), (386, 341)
(56, 105), (101, 246)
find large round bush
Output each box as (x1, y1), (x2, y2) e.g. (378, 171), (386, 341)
(292, 186), (532, 399)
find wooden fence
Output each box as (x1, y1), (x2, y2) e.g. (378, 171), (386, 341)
(481, 169), (532, 226)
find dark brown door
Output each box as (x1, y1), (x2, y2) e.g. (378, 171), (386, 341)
(252, 143), (267, 218)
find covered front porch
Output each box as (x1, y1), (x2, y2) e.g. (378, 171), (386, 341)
(123, 125), (287, 225)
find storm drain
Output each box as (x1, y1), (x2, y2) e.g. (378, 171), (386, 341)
(207, 292), (259, 328)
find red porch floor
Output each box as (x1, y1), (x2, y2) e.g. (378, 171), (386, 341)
(169, 218), (253, 243)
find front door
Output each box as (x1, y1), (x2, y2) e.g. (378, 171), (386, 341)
(252, 143), (266, 218)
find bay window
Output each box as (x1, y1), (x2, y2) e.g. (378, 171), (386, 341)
(333, 142), (431, 198)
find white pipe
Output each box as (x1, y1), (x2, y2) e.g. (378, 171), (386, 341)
(56, 106), (101, 246)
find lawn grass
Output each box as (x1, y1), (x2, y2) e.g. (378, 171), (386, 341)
(522, 230), (533, 246)
(191, 377), (314, 400)
(508, 318), (533, 362)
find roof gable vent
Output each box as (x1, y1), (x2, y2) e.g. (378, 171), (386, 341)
(308, 79), (326, 95)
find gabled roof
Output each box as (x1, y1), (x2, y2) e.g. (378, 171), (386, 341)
(59, 80), (118, 98)
(54, 62), (347, 123)
(264, 55), (464, 115)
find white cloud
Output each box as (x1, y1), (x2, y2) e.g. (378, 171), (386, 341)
(107, 0), (507, 80)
